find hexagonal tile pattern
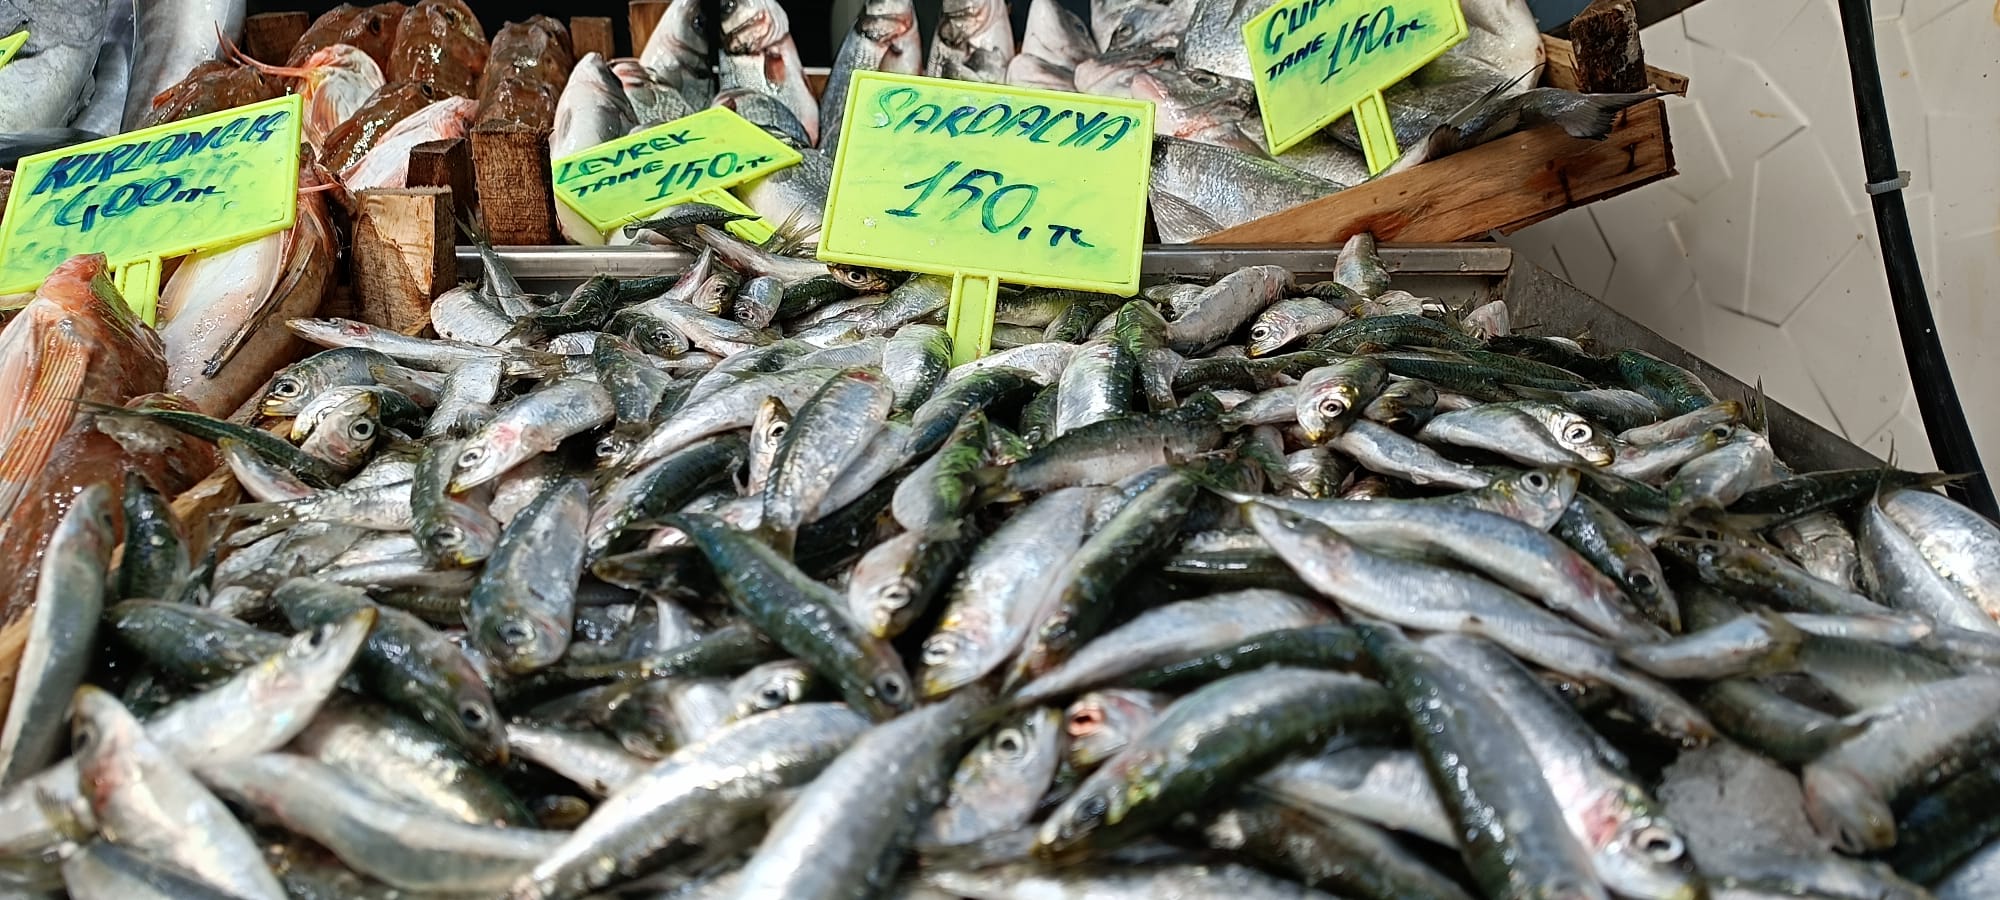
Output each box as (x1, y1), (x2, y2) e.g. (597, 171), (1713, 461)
(1784, 242), (1914, 441)
(1511, 0), (1998, 468)
(1745, 135), (1866, 326)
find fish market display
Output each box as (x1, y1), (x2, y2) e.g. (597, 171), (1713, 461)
(0, 224), (1995, 900)
(122, 0), (247, 130)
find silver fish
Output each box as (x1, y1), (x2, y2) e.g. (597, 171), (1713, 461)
(0, 0), (106, 131)
(927, 0), (1014, 83)
(820, 0), (922, 151)
(718, 0), (818, 144)
(637, 0), (715, 109)
(0, 483), (114, 786)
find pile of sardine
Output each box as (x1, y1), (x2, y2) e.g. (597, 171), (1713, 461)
(5, 228), (2000, 900)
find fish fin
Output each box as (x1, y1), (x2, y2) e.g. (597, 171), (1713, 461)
(0, 331), (90, 512)
(1538, 90), (1660, 141)
(1749, 378), (1771, 435)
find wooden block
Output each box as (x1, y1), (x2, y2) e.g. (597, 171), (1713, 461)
(630, 0), (670, 54)
(572, 16), (616, 61)
(1569, 0), (1648, 93)
(243, 11), (311, 65)
(409, 137), (476, 224)
(471, 122), (558, 246)
(353, 187), (453, 334)
(1542, 35), (1687, 95)
(1198, 99), (1675, 245)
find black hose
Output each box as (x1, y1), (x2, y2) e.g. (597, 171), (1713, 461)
(1833, 0), (1997, 519)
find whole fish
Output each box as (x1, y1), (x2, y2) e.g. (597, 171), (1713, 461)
(928, 0), (1014, 84)
(338, 96), (480, 192)
(123, 0), (245, 130)
(717, 0), (818, 145)
(289, 2), (405, 70)
(1181, 0), (1260, 78)
(553, 53), (641, 245)
(0, 483), (114, 785)
(637, 0), (715, 110)
(322, 81), (444, 172)
(470, 478), (589, 673)
(385, 0), (486, 98)
(0, 0), (107, 132)
(158, 164), (334, 416)
(1151, 136), (1345, 241)
(609, 57), (696, 127)
(820, 0), (922, 151)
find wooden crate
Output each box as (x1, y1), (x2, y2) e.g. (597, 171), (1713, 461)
(1198, 35), (1687, 245)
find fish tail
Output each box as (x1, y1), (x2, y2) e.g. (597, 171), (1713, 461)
(1550, 90), (1660, 141)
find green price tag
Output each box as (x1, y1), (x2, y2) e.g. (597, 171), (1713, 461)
(551, 106), (802, 244)
(1245, 0), (1468, 171)
(0, 31), (26, 68)
(819, 71), (1154, 364)
(0, 94), (303, 323)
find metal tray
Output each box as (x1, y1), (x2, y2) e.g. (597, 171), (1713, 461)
(454, 242), (1875, 472)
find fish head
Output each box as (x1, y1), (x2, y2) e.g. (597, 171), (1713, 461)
(663, 0), (712, 59)
(1591, 809), (1702, 900)
(1129, 67), (1260, 148)
(300, 391), (382, 468)
(422, 507), (501, 567)
(451, 422), (524, 491)
(930, 706), (1065, 843)
(1246, 312), (1299, 357)
(1535, 406), (1614, 466)
(70, 686), (146, 804)
(479, 607), (570, 675)
(1490, 467), (1579, 526)
(727, 661), (817, 721)
(253, 607), (377, 709)
(1063, 689), (1159, 769)
(719, 0), (787, 54)
(1803, 763), (1896, 854)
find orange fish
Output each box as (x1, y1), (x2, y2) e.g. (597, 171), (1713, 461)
(0, 254), (166, 525)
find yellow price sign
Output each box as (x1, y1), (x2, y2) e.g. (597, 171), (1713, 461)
(1245, 0), (1468, 171)
(820, 71), (1154, 363)
(0, 94), (303, 322)
(0, 31), (26, 68)
(551, 107), (802, 244)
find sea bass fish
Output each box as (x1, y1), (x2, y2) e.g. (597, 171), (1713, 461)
(123, 0), (246, 130)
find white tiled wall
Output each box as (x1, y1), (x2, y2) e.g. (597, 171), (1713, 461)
(1506, 0), (2000, 471)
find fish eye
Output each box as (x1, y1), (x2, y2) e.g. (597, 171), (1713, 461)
(1631, 824), (1685, 862)
(458, 447), (486, 469)
(458, 701), (490, 729)
(72, 722), (98, 752)
(419, 84), (437, 98)
(348, 419), (376, 440)
(719, 0), (736, 16)
(1709, 425), (1732, 440)
(766, 422), (787, 442)
(1319, 398), (1349, 419)
(1076, 792), (1109, 825)
(366, 17), (382, 34)
(1067, 706), (1105, 735)
(878, 582), (912, 611)
(994, 728), (1027, 759)
(307, 623), (334, 648)
(874, 673), (910, 704)
(1249, 325), (1272, 341)
(1563, 423), (1594, 444)
(1524, 472), (1550, 491)
(1189, 71), (1219, 87)
(1628, 571), (1654, 592)
(271, 378), (302, 398)
(432, 525), (464, 549)
(496, 618), (534, 648)
(920, 636), (955, 666)
(758, 685), (787, 708)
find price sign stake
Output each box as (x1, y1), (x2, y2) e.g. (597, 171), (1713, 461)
(1245, 0), (1468, 172)
(0, 31), (26, 68)
(551, 107), (802, 245)
(820, 72), (1154, 364)
(0, 94), (304, 323)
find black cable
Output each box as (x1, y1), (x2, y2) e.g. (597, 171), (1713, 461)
(1833, 0), (1997, 519)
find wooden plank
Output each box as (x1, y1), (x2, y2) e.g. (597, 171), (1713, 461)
(630, 0), (669, 54)
(471, 122), (558, 246)
(353, 187), (452, 334)
(243, 11), (311, 65)
(1568, 0), (1647, 93)
(408, 137), (475, 225)
(1542, 34), (1687, 94)
(1198, 98), (1675, 245)
(571, 16), (616, 61)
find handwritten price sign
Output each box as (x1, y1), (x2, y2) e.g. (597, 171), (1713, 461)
(0, 31), (26, 68)
(0, 94), (303, 320)
(1245, 0), (1467, 170)
(820, 72), (1153, 363)
(551, 106), (801, 244)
